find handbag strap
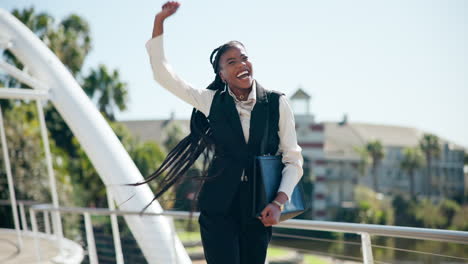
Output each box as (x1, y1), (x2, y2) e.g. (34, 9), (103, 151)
(260, 91), (270, 155)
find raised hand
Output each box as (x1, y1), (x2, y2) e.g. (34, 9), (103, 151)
(152, 1), (180, 38)
(157, 1), (180, 20)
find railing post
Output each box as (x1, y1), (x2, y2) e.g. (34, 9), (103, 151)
(0, 106), (23, 248)
(36, 100), (64, 242)
(360, 232), (374, 264)
(44, 211), (51, 235)
(106, 189), (124, 264)
(19, 202), (29, 232)
(84, 212), (99, 264)
(30, 208), (42, 263)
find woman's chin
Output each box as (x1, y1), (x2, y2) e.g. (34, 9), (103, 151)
(236, 78), (254, 89)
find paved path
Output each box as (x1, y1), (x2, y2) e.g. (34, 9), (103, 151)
(0, 230), (60, 264)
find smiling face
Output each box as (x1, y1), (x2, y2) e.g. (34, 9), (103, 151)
(218, 44), (254, 91)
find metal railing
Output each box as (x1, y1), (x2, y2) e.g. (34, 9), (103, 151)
(1, 200), (468, 263)
(6, 202), (462, 264)
(278, 219), (468, 245)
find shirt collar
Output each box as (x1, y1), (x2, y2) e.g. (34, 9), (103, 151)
(227, 81), (257, 103)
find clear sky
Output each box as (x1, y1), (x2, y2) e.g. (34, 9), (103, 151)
(2, 0), (467, 148)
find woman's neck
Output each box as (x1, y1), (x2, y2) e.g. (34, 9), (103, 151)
(229, 86), (252, 101)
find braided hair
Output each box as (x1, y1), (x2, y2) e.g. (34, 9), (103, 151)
(130, 40), (246, 211)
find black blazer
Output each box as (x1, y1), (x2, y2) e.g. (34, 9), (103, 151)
(197, 81), (281, 214)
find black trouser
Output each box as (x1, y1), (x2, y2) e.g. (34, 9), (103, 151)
(199, 179), (272, 264)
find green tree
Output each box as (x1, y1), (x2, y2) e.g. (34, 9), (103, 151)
(1, 8), (55, 109)
(2, 8), (135, 210)
(450, 205), (468, 231)
(400, 147), (424, 198)
(0, 104), (47, 202)
(11, 7), (54, 39)
(47, 14), (91, 76)
(354, 146), (370, 184)
(413, 199), (446, 228)
(353, 186), (394, 225)
(161, 122), (205, 211)
(82, 64), (128, 121)
(0, 103), (76, 229)
(392, 195), (421, 227)
(43, 11), (92, 152)
(69, 121), (166, 207)
(8, 7), (91, 77)
(419, 134), (441, 196)
(130, 141), (165, 178)
(163, 123), (185, 151)
(440, 199), (461, 229)
(366, 140), (385, 193)
(4, 8), (92, 154)
(392, 196), (464, 229)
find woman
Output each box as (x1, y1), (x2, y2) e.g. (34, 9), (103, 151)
(144, 2), (303, 263)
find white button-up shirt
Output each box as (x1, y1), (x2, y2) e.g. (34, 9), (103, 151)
(146, 35), (303, 199)
(227, 84), (256, 143)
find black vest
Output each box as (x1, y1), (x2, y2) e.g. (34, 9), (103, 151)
(198, 81), (282, 214)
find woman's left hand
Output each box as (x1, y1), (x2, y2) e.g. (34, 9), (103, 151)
(258, 203), (281, 226)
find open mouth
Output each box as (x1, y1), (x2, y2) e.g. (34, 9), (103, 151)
(236, 70), (250, 80)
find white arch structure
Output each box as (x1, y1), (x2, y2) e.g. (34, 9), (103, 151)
(0, 8), (190, 264)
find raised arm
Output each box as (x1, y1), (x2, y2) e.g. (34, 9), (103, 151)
(146, 1), (214, 116)
(152, 1), (179, 38)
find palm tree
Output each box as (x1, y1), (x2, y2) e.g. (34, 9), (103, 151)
(400, 147), (424, 198)
(46, 14), (91, 76)
(419, 134), (441, 196)
(82, 64), (128, 121)
(11, 7), (54, 40)
(354, 146), (370, 185)
(2, 8), (54, 95)
(366, 140), (385, 193)
(9, 8), (91, 77)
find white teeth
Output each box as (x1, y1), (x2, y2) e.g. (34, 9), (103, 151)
(236, 70), (249, 78)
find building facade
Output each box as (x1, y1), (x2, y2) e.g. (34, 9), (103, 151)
(290, 89), (466, 220)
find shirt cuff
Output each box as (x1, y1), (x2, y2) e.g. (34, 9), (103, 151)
(145, 35), (165, 59)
